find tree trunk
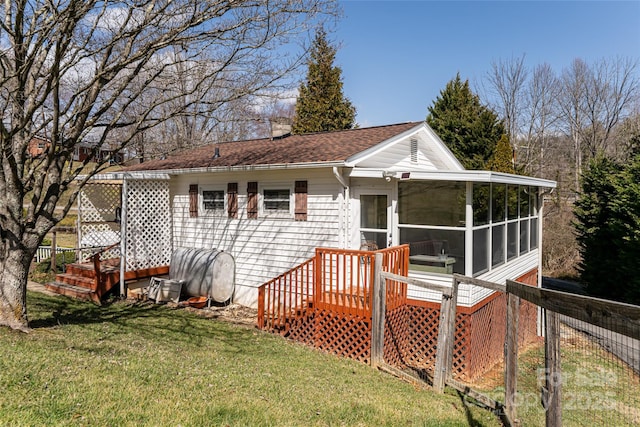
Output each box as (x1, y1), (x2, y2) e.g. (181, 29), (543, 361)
(0, 247), (32, 332)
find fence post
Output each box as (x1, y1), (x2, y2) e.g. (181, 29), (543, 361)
(50, 229), (57, 272)
(257, 285), (265, 329)
(544, 309), (562, 427)
(504, 292), (520, 423)
(371, 252), (385, 368)
(434, 276), (459, 392)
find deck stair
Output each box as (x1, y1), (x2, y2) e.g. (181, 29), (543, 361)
(45, 255), (171, 303)
(45, 258), (121, 304)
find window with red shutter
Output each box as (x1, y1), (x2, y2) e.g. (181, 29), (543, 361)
(247, 181), (258, 219)
(189, 184), (198, 217)
(227, 182), (238, 219)
(294, 180), (307, 221)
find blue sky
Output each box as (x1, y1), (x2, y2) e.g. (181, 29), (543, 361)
(333, 1), (640, 127)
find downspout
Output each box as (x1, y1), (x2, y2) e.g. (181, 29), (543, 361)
(333, 167), (349, 248)
(119, 175), (129, 298)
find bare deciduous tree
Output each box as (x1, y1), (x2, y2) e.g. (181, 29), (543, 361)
(581, 57), (638, 158)
(557, 57), (638, 190)
(522, 63), (560, 175)
(557, 58), (590, 191)
(485, 54), (528, 157)
(0, 0), (336, 331)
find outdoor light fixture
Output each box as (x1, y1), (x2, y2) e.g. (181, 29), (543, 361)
(382, 171), (396, 181)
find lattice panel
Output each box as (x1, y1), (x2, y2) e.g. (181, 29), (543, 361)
(78, 183), (122, 252)
(518, 300), (538, 346)
(466, 294), (507, 380)
(78, 182), (120, 264)
(266, 287), (538, 382)
(79, 222), (121, 248)
(399, 305), (470, 378)
(451, 314), (471, 379)
(79, 183), (122, 223)
(403, 306), (441, 371)
(383, 305), (409, 367)
(313, 310), (371, 363)
(125, 180), (172, 270)
(286, 312), (316, 346)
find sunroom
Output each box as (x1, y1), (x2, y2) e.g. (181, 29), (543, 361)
(350, 169), (555, 303)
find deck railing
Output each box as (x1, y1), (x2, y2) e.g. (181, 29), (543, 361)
(258, 245), (409, 332)
(257, 257), (315, 331)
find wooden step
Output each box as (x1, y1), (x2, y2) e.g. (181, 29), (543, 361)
(45, 282), (100, 304)
(64, 263), (96, 278)
(54, 273), (97, 290)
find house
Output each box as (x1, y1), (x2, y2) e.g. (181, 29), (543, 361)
(27, 136), (50, 157)
(74, 142), (125, 164)
(48, 120), (556, 379)
(73, 121), (555, 311)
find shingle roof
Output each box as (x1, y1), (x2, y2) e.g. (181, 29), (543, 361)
(124, 122), (422, 171)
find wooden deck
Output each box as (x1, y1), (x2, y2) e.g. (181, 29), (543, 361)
(46, 258), (169, 303)
(257, 245), (409, 332)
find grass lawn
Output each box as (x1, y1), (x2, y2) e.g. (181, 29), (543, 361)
(474, 331), (640, 426)
(0, 292), (502, 427)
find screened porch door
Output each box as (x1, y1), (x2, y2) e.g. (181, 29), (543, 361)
(357, 192), (392, 250)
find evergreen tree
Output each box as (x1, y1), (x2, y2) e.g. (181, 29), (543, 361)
(292, 29), (356, 134)
(488, 134), (515, 173)
(426, 74), (505, 169)
(574, 153), (640, 304)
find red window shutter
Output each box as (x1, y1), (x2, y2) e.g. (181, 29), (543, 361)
(227, 182), (238, 219)
(247, 181), (258, 219)
(295, 180), (307, 221)
(189, 184), (198, 218)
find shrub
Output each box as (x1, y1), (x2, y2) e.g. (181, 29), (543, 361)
(573, 153), (640, 304)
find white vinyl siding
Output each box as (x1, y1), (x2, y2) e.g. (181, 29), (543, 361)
(171, 169), (343, 307)
(357, 136), (440, 171)
(406, 250), (538, 306)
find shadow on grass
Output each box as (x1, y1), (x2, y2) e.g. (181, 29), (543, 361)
(456, 390), (507, 427)
(26, 291), (261, 355)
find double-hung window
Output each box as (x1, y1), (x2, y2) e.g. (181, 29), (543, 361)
(261, 185), (292, 218)
(202, 189), (225, 214)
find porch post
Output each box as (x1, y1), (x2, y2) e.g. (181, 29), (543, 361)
(119, 176), (128, 298)
(465, 182), (473, 276)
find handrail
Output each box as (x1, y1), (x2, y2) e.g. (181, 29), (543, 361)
(87, 241), (121, 262)
(88, 241), (121, 299)
(258, 257), (314, 331)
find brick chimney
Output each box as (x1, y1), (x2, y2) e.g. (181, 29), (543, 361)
(270, 117), (293, 139)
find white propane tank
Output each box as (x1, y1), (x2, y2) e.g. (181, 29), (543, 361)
(169, 248), (235, 303)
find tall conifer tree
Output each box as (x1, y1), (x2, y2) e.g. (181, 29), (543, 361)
(574, 151), (640, 304)
(488, 134), (516, 173)
(427, 74), (505, 169)
(293, 29), (356, 134)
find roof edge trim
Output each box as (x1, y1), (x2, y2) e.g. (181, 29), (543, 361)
(349, 168), (557, 188)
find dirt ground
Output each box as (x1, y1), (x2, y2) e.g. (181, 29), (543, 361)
(28, 280), (258, 328)
(176, 302), (258, 327)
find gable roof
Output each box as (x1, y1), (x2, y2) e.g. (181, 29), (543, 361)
(124, 122), (423, 172)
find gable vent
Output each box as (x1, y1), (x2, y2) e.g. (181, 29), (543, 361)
(410, 139), (418, 163)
